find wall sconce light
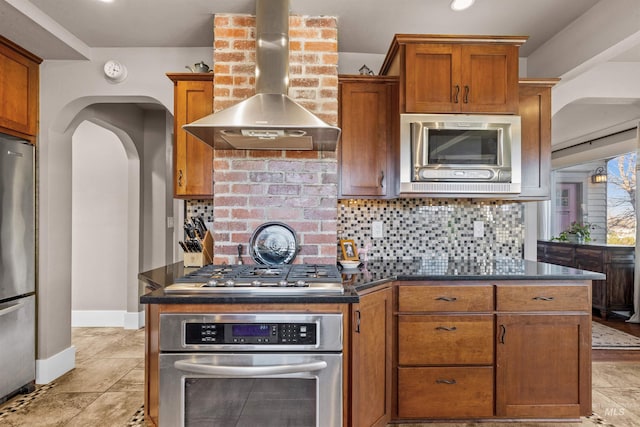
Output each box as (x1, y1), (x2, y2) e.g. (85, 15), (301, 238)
(451, 0), (475, 11)
(591, 166), (607, 184)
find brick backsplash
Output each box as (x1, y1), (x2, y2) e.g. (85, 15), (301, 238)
(209, 13), (339, 265)
(337, 198), (524, 261)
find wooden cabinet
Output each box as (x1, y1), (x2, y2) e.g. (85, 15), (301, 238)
(338, 76), (398, 198)
(167, 73), (214, 198)
(396, 283), (494, 419)
(350, 285), (392, 427)
(0, 36), (41, 141)
(517, 79), (558, 199)
(380, 35), (526, 114)
(537, 240), (634, 318)
(495, 282), (592, 418)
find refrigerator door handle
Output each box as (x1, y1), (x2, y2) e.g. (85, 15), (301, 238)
(0, 302), (24, 317)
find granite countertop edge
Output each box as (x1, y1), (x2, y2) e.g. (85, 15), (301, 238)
(139, 260), (606, 305)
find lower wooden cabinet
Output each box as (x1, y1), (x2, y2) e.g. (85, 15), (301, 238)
(351, 285), (392, 427)
(398, 366), (494, 418)
(495, 313), (591, 417)
(394, 280), (592, 422)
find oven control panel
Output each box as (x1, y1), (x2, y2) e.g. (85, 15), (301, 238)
(185, 322), (317, 345)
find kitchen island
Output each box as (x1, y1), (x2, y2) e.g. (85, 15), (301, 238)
(140, 259), (604, 427)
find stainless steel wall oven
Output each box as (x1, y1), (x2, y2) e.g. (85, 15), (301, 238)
(158, 313), (343, 427)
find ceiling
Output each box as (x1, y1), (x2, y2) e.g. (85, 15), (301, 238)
(2, 0), (640, 156)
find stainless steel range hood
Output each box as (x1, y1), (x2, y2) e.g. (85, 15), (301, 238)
(183, 0), (341, 151)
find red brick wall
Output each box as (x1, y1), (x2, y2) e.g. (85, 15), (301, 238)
(211, 13), (339, 265)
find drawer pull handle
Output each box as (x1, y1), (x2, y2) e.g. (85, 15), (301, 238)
(435, 326), (457, 332)
(533, 296), (555, 301)
(499, 324), (506, 344)
(436, 379), (457, 385)
(435, 296), (457, 302)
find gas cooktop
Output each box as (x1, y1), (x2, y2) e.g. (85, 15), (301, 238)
(164, 264), (344, 294)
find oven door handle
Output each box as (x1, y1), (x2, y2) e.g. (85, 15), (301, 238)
(174, 360), (328, 377)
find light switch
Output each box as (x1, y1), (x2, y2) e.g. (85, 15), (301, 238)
(473, 220), (484, 238)
(372, 221), (384, 238)
(167, 217), (174, 229)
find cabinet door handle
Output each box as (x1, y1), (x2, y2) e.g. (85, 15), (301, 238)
(463, 85), (470, 103)
(435, 296), (457, 302)
(453, 85), (460, 103)
(533, 296), (555, 301)
(379, 170), (385, 188)
(178, 169), (184, 187)
(435, 326), (457, 332)
(499, 324), (506, 344)
(355, 310), (361, 333)
(436, 379), (457, 385)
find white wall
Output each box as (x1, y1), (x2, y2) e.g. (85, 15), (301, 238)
(37, 46), (210, 383)
(71, 121), (128, 312)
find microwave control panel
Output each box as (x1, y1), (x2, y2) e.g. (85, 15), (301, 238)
(185, 322), (317, 345)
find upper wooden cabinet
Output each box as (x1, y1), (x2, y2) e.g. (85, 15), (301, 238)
(167, 73), (214, 199)
(380, 35), (526, 114)
(0, 36), (41, 141)
(338, 75), (399, 198)
(517, 79), (558, 200)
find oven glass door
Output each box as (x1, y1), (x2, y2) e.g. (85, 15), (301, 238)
(159, 353), (342, 427)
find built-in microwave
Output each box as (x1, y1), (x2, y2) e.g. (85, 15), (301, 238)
(399, 114), (521, 195)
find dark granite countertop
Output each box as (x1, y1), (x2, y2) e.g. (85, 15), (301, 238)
(538, 239), (634, 249)
(139, 258), (605, 305)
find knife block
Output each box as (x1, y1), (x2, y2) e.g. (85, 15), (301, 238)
(183, 231), (213, 267)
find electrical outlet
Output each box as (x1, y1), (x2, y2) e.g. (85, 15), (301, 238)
(372, 221), (384, 238)
(473, 220), (484, 238)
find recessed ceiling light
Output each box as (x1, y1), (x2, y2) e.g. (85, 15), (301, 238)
(451, 0), (475, 11)
(97, 0), (114, 3)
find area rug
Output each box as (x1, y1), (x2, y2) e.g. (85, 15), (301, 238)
(592, 321), (640, 350)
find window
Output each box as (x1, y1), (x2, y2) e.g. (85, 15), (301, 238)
(607, 153), (636, 244)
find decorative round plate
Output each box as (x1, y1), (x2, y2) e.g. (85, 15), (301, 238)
(249, 222), (299, 265)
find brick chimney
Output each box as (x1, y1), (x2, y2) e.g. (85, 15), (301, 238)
(211, 13), (339, 265)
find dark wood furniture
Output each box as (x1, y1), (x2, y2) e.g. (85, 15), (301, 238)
(338, 75), (399, 198)
(379, 34), (527, 114)
(537, 240), (635, 319)
(0, 35), (41, 142)
(166, 73), (214, 198)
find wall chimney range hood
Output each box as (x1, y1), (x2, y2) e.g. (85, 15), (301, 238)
(183, 0), (341, 151)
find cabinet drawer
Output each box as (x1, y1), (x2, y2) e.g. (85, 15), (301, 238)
(398, 284), (494, 312)
(398, 366), (494, 418)
(398, 315), (494, 365)
(496, 285), (590, 311)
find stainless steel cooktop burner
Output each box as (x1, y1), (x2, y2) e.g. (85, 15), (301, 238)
(165, 264), (344, 294)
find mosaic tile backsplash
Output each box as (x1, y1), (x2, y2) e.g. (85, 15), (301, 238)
(337, 199), (524, 261)
(187, 198), (525, 263)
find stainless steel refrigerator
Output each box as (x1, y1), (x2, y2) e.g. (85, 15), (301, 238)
(0, 134), (36, 402)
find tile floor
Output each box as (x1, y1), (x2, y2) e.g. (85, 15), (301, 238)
(0, 327), (145, 427)
(0, 322), (639, 426)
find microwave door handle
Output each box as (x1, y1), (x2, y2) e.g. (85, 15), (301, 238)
(174, 360), (328, 376)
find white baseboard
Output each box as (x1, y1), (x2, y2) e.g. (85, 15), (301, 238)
(72, 309), (145, 329)
(36, 345), (76, 384)
(124, 309), (145, 330)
